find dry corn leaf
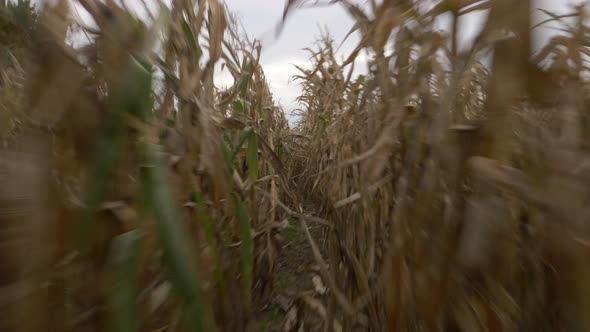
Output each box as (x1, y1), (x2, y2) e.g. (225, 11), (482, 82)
(311, 275), (327, 295)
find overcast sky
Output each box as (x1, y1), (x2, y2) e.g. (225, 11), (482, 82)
(215, 1), (362, 118)
(218, 0), (586, 123)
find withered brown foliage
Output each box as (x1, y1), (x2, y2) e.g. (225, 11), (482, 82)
(2, 0), (590, 332)
(0, 0), (290, 331)
(286, 0), (590, 331)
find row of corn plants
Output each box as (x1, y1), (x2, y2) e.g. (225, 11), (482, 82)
(0, 0), (292, 331)
(287, 0), (590, 331)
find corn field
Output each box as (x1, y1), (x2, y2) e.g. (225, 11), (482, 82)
(1, 0), (590, 331)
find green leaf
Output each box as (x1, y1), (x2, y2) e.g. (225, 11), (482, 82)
(141, 143), (208, 332)
(231, 127), (253, 160)
(232, 192), (253, 308)
(233, 100), (244, 113)
(79, 109), (124, 242)
(165, 117), (176, 128)
(193, 191), (214, 244)
(182, 20), (202, 63)
(237, 68), (251, 96)
(247, 130), (258, 181)
(80, 58), (153, 246)
(221, 139), (235, 173)
(193, 190), (226, 289)
(108, 231), (140, 332)
(118, 58), (153, 120)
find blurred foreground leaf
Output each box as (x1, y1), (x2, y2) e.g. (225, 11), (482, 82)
(232, 192), (253, 309)
(108, 230), (140, 332)
(141, 143), (208, 332)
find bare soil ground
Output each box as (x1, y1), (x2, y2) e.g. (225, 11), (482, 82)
(251, 217), (324, 331)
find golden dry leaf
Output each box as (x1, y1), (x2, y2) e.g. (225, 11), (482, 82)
(301, 295), (327, 319)
(373, 5), (398, 52)
(149, 282), (171, 314)
(207, 0), (227, 64)
(283, 303), (300, 332)
(311, 275), (327, 295)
